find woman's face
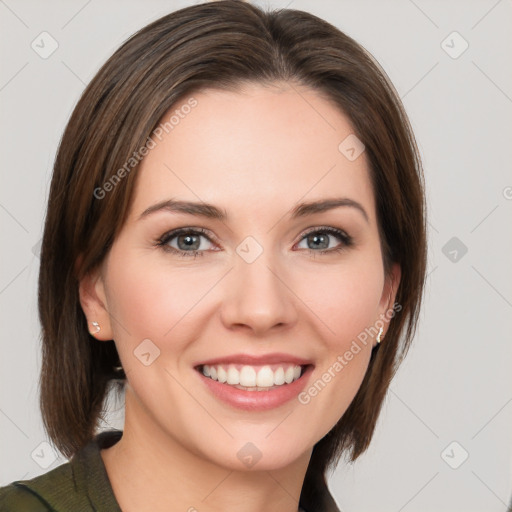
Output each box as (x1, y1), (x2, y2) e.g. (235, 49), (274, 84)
(82, 82), (399, 471)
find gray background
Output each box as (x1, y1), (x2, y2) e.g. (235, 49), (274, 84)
(1, 0), (511, 510)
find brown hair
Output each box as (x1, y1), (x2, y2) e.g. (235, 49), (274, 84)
(38, 0), (426, 505)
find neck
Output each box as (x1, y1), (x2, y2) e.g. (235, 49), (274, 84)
(100, 388), (311, 512)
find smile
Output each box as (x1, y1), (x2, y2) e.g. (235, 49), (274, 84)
(199, 363), (304, 391)
(195, 362), (314, 411)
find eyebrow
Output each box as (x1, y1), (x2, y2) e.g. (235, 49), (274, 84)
(138, 197), (369, 223)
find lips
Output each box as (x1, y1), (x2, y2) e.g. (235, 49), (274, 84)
(194, 353), (313, 390)
(192, 352), (314, 409)
(194, 352), (313, 367)
(196, 363), (314, 411)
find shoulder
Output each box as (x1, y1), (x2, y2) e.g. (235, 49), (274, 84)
(0, 482), (52, 511)
(0, 461), (76, 511)
(0, 430), (123, 512)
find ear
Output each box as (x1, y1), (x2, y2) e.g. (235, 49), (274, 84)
(377, 263), (401, 341)
(78, 265), (114, 341)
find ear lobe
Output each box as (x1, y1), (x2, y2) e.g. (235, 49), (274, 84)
(78, 267), (114, 341)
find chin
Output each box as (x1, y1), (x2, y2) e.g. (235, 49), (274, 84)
(199, 434), (312, 473)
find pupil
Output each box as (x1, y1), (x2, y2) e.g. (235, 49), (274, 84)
(310, 233), (328, 250)
(179, 234), (199, 250)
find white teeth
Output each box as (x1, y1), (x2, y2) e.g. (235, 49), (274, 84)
(256, 365), (274, 387)
(200, 363), (304, 389)
(239, 366), (257, 387)
(284, 367), (294, 384)
(273, 367), (285, 385)
(217, 366), (227, 383)
(227, 366), (239, 385)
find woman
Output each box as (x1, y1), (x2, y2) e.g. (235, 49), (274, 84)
(0, 1), (426, 510)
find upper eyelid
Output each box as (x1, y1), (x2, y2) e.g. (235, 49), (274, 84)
(159, 227), (217, 244)
(159, 225), (350, 247)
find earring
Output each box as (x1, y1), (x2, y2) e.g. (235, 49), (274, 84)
(91, 321), (101, 334)
(376, 327), (384, 344)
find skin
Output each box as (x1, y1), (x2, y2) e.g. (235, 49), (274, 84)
(79, 82), (400, 512)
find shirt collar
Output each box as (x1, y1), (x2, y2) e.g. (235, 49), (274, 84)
(71, 429), (123, 512)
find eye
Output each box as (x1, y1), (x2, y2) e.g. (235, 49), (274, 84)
(156, 227), (217, 258)
(156, 225), (353, 259)
(295, 226), (353, 255)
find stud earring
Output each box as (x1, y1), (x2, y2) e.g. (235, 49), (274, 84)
(91, 321), (101, 334)
(376, 327), (384, 344)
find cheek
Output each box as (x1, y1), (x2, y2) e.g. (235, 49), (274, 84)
(291, 261), (383, 429)
(294, 259), (384, 344)
(106, 249), (204, 330)
(104, 248), (223, 369)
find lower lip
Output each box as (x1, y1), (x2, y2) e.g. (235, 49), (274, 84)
(196, 365), (314, 411)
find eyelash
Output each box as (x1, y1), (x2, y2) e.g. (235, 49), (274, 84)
(155, 226), (353, 259)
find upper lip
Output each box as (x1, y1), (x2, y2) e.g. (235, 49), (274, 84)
(194, 353), (314, 368)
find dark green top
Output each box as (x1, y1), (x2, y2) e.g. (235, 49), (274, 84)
(0, 430), (339, 511)
(0, 430), (123, 511)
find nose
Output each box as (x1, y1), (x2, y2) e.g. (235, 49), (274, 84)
(219, 248), (298, 336)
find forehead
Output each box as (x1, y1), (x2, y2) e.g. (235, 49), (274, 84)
(129, 82), (375, 224)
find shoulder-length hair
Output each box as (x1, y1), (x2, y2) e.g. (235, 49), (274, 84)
(38, 0), (426, 505)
